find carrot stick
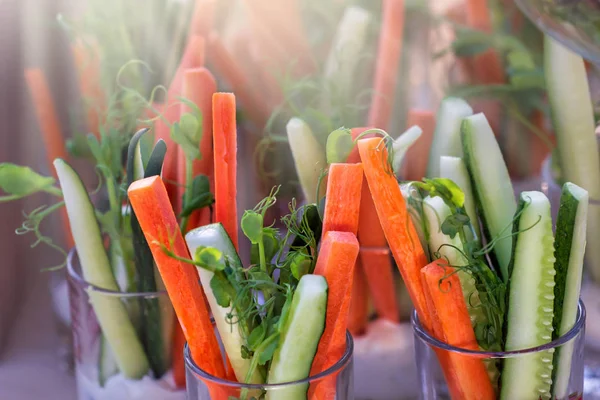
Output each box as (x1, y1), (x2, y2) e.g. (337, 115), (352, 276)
(360, 249), (398, 322)
(465, 0), (505, 83)
(178, 68), (217, 230)
(206, 33), (269, 128)
(70, 40), (104, 136)
(401, 109), (436, 181)
(322, 163), (364, 236)
(309, 231), (360, 399)
(357, 137), (431, 330)
(172, 320), (186, 388)
(24, 68), (74, 249)
(242, 0), (316, 77)
(367, 0), (405, 131)
(349, 129), (399, 323)
(188, 0), (217, 38)
(127, 176), (225, 380)
(212, 93), (239, 249)
(421, 261), (495, 400)
(347, 260), (369, 336)
(154, 35), (206, 208)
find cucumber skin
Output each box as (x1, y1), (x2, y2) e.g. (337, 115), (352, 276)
(501, 191), (556, 400)
(185, 223), (263, 384)
(54, 159), (149, 380)
(266, 275), (328, 400)
(545, 35), (600, 284)
(461, 114), (516, 282)
(551, 183), (588, 399)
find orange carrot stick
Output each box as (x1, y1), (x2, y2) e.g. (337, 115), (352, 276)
(188, 0), (217, 38)
(465, 1), (505, 84)
(127, 176), (226, 379)
(154, 35), (206, 208)
(349, 129), (399, 323)
(367, 0), (405, 131)
(310, 231), (360, 399)
(212, 93), (239, 249)
(401, 109), (436, 181)
(70, 40), (104, 136)
(347, 260), (370, 336)
(178, 68), (217, 230)
(357, 137), (431, 330)
(421, 261), (495, 400)
(322, 163), (364, 236)
(360, 248), (398, 322)
(207, 33), (269, 128)
(242, 0), (316, 77)
(24, 68), (74, 249)
(172, 320), (187, 388)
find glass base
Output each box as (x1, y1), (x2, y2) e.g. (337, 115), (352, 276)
(585, 349), (600, 399)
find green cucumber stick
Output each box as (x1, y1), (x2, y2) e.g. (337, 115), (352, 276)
(545, 35), (600, 282)
(54, 159), (149, 379)
(426, 97), (473, 177)
(286, 118), (327, 204)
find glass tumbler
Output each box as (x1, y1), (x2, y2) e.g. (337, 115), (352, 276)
(185, 332), (354, 399)
(412, 301), (586, 400)
(67, 248), (184, 400)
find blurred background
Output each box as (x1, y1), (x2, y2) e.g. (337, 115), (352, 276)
(0, 0), (587, 397)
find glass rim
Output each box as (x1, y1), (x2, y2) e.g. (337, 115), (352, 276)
(184, 331), (354, 388)
(66, 247), (167, 298)
(412, 299), (586, 357)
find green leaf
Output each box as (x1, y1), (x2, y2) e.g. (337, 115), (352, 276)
(277, 289), (294, 334)
(452, 30), (492, 56)
(194, 246), (225, 272)
(241, 211), (264, 245)
(441, 214), (471, 239)
(240, 345), (253, 360)
(250, 228), (280, 265)
(247, 323), (266, 351)
(171, 113), (202, 160)
(210, 273), (231, 307)
(290, 251), (311, 280)
(258, 336), (279, 366)
(180, 175), (214, 217)
(423, 178), (465, 208)
(66, 133), (93, 159)
(0, 163), (58, 201)
(326, 128), (354, 164)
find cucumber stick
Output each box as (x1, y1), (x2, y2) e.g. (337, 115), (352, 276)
(552, 183), (588, 399)
(99, 335), (119, 386)
(185, 223), (263, 384)
(439, 156), (481, 241)
(126, 130), (168, 378)
(545, 35), (600, 283)
(501, 191), (556, 400)
(461, 114), (516, 282)
(266, 274), (328, 400)
(286, 118), (328, 204)
(426, 97), (473, 177)
(54, 159), (149, 379)
(422, 196), (485, 326)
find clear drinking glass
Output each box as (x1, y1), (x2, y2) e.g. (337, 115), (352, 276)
(67, 248), (184, 400)
(412, 301), (586, 400)
(184, 332), (354, 399)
